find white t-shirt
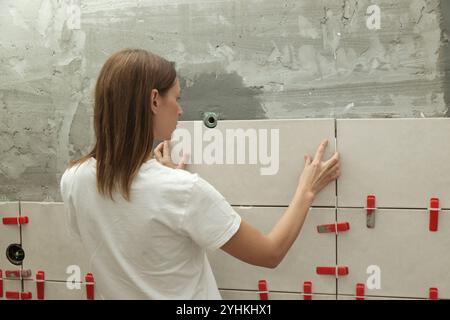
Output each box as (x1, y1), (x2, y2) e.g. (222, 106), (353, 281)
(60, 157), (241, 300)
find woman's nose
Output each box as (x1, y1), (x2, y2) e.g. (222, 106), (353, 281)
(178, 106), (183, 117)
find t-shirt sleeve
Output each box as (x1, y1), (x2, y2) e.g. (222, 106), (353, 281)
(60, 168), (82, 239)
(180, 175), (241, 251)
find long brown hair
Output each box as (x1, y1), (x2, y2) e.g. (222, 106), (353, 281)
(69, 48), (176, 202)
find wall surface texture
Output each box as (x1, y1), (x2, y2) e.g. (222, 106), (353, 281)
(0, 0), (449, 201)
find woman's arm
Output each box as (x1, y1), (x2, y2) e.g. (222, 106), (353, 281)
(154, 138), (340, 268)
(221, 140), (340, 268)
(221, 189), (314, 268)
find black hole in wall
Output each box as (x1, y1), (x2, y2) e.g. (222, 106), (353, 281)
(6, 243), (25, 266)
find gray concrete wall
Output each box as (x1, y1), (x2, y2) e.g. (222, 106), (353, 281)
(441, 0), (450, 117)
(0, 0), (449, 201)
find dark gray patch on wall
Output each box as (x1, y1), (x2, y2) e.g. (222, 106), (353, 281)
(179, 72), (266, 121)
(440, 0), (450, 117)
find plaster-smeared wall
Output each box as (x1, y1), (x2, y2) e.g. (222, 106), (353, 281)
(441, 0), (450, 117)
(0, 0), (449, 201)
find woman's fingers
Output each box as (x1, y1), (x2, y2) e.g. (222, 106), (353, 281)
(154, 142), (164, 160)
(325, 161), (340, 181)
(324, 152), (340, 169)
(153, 140), (189, 170)
(304, 155), (312, 167)
(298, 140), (341, 197)
(177, 152), (190, 170)
(177, 158), (186, 170)
(313, 139), (328, 163)
(154, 141), (163, 152)
(328, 161), (340, 174)
(163, 141), (170, 159)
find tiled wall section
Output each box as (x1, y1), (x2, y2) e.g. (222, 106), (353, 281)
(208, 207), (336, 295)
(0, 201), (94, 300)
(337, 119), (450, 209)
(173, 119), (336, 206)
(337, 208), (450, 299)
(1, 119), (449, 300)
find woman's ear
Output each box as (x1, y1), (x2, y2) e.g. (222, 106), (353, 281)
(150, 88), (159, 115)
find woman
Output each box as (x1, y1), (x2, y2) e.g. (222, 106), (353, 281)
(60, 48), (340, 299)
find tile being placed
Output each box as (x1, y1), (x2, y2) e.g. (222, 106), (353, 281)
(337, 208), (450, 299)
(20, 202), (91, 282)
(0, 202), (22, 271)
(172, 119), (336, 206)
(337, 119), (450, 209)
(208, 207), (336, 295)
(220, 289), (336, 300)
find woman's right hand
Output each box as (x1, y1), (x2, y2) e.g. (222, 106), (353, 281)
(296, 139), (340, 200)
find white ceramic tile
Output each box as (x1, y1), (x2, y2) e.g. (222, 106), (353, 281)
(1, 279), (22, 300)
(0, 202), (22, 270)
(337, 208), (450, 299)
(172, 119), (336, 206)
(208, 207), (336, 294)
(220, 289), (336, 300)
(20, 202), (91, 281)
(337, 119), (450, 209)
(23, 279), (89, 300)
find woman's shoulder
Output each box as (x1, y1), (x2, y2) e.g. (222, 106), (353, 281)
(62, 158), (95, 180)
(60, 158), (95, 198)
(151, 164), (223, 202)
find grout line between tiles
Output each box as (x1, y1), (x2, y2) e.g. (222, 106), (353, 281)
(232, 205), (442, 211)
(20, 202), (450, 211)
(337, 293), (428, 300)
(334, 118), (338, 298)
(219, 288), (337, 297)
(231, 204), (338, 209)
(23, 279), (84, 284)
